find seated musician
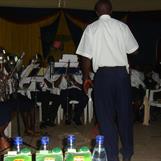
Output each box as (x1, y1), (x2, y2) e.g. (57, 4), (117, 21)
(59, 68), (89, 126)
(130, 66), (146, 122)
(0, 50), (40, 154)
(19, 54), (41, 89)
(7, 55), (39, 136)
(30, 56), (62, 129)
(0, 53), (40, 137)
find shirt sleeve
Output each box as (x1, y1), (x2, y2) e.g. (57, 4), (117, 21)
(76, 26), (93, 59)
(124, 25), (139, 54)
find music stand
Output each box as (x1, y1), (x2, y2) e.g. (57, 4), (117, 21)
(55, 54), (79, 123)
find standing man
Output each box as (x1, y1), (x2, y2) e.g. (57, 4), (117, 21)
(76, 0), (139, 161)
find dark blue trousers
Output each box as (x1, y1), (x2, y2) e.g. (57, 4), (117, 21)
(94, 67), (134, 161)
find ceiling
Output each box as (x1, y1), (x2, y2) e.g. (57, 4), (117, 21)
(0, 0), (161, 11)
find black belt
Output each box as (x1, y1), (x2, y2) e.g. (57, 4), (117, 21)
(99, 66), (126, 70)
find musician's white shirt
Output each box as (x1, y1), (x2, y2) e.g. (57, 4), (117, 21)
(20, 61), (39, 78)
(58, 74), (82, 90)
(59, 71), (94, 90)
(43, 66), (61, 94)
(19, 62), (40, 89)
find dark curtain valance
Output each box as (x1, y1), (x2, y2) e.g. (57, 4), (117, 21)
(0, 7), (59, 23)
(0, 7), (161, 23)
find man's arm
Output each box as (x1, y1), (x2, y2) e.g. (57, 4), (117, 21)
(54, 75), (63, 88)
(80, 56), (91, 80)
(80, 56), (93, 93)
(132, 49), (139, 55)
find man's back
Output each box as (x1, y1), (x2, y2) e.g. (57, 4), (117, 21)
(77, 15), (138, 72)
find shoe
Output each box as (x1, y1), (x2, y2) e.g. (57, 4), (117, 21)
(73, 118), (82, 126)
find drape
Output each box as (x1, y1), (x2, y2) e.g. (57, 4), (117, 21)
(0, 10), (59, 65)
(0, 7), (161, 66)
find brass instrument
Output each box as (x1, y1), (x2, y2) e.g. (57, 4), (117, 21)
(0, 50), (9, 102)
(0, 51), (25, 102)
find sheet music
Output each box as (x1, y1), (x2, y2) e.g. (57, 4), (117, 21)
(62, 54), (78, 62)
(54, 62), (78, 68)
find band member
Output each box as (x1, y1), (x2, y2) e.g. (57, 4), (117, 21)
(28, 56), (62, 128)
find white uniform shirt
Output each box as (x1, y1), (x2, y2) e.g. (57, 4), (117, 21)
(59, 74), (82, 90)
(76, 15), (139, 72)
(20, 62), (39, 78)
(130, 69), (145, 89)
(151, 71), (161, 89)
(42, 66), (60, 94)
(19, 62), (40, 89)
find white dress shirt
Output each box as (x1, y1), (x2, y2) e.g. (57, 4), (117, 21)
(130, 69), (145, 89)
(59, 74), (82, 90)
(76, 15), (139, 72)
(151, 71), (161, 89)
(19, 62), (40, 89)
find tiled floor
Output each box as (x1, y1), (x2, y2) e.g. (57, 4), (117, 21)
(11, 108), (161, 161)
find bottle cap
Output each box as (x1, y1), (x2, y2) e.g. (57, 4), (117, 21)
(67, 135), (76, 143)
(41, 136), (49, 145)
(14, 136), (23, 145)
(96, 135), (104, 144)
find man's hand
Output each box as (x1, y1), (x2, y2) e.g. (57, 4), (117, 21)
(83, 79), (93, 94)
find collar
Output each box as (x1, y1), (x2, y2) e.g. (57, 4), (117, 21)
(99, 15), (111, 19)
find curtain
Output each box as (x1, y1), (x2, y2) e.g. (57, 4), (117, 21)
(0, 7), (161, 66)
(0, 8), (59, 65)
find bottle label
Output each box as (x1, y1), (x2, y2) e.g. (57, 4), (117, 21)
(65, 152), (92, 161)
(36, 151), (63, 161)
(7, 151), (17, 155)
(4, 154), (32, 161)
(74, 156), (84, 161)
(44, 157), (55, 161)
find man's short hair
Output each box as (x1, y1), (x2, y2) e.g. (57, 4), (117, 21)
(94, 0), (112, 14)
